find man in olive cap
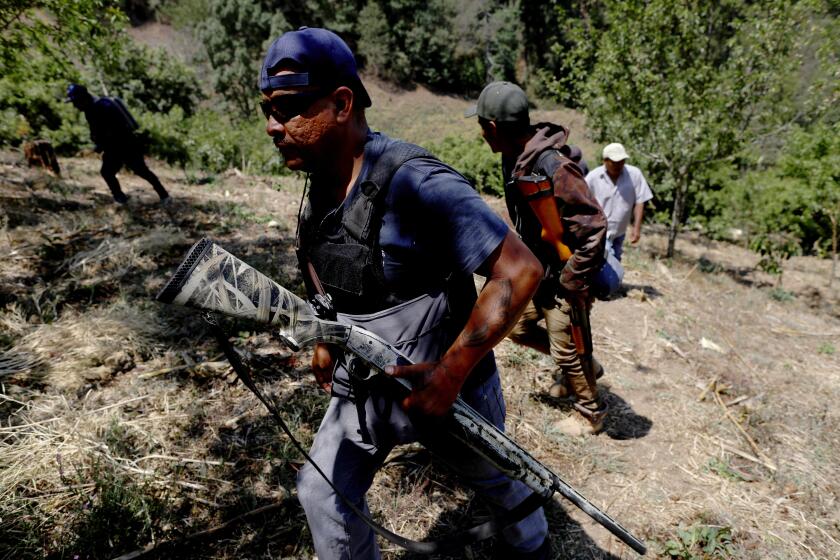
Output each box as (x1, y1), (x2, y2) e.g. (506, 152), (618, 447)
(260, 28), (549, 559)
(66, 84), (169, 205)
(468, 81), (609, 436)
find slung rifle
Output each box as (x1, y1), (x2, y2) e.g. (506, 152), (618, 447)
(156, 238), (646, 555)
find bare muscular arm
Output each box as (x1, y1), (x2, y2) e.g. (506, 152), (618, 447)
(386, 229), (543, 416)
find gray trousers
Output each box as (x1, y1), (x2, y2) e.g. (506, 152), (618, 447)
(296, 292), (548, 559)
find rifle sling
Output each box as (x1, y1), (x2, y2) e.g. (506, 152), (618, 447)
(209, 322), (547, 554)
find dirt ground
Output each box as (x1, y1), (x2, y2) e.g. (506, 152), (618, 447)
(1, 152), (838, 560)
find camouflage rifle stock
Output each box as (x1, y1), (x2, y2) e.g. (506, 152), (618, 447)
(156, 238), (646, 555)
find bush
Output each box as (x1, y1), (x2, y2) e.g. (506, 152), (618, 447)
(98, 42), (204, 117)
(426, 135), (502, 196)
(184, 109), (284, 174)
(196, 0), (289, 118)
(0, 55), (77, 148)
(700, 123), (838, 260)
(136, 106), (191, 166)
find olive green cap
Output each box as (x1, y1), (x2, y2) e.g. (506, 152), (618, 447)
(464, 81), (530, 124)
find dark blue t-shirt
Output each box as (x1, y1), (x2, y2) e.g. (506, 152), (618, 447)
(309, 131), (509, 380)
(310, 131), (509, 293)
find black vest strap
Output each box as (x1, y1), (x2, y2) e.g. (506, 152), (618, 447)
(342, 142), (432, 243)
(297, 140), (434, 312)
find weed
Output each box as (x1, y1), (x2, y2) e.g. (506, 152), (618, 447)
(185, 170), (216, 185)
(662, 523), (736, 559)
(504, 347), (544, 368)
(103, 418), (139, 459)
(705, 458), (746, 482)
(55, 460), (173, 559)
(768, 287), (794, 302)
(817, 342), (835, 355)
(698, 257), (722, 274)
(0, 501), (45, 559)
(657, 329), (676, 342)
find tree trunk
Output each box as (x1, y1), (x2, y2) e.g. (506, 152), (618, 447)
(667, 181), (688, 259)
(830, 212), (837, 288)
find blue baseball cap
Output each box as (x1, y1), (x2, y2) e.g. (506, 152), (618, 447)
(260, 27), (372, 108)
(66, 83), (91, 103)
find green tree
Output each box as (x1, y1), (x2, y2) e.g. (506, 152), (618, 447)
(573, 0), (802, 257)
(483, 1), (522, 82)
(1, 0), (128, 77)
(777, 123), (840, 286)
(358, 0), (519, 93)
(197, 0), (289, 118)
(522, 0), (606, 104)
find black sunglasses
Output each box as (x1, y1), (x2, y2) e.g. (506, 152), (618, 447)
(259, 90), (327, 122)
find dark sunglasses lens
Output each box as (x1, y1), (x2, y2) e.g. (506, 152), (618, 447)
(260, 91), (323, 122)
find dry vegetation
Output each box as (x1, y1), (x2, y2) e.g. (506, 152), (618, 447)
(1, 138), (838, 560)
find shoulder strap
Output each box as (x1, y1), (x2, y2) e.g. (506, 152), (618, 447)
(533, 148), (561, 177)
(343, 141), (433, 243)
(107, 97), (139, 131)
(534, 148), (585, 182)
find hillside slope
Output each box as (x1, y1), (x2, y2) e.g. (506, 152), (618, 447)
(1, 146), (838, 560)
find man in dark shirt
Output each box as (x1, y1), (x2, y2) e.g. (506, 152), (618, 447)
(260, 28), (549, 559)
(67, 84), (169, 204)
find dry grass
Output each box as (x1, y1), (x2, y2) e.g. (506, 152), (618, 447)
(1, 135), (839, 560)
(363, 77), (599, 166)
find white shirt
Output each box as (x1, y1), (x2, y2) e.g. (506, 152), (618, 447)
(585, 163), (653, 240)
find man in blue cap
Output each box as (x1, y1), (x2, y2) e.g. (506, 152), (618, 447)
(260, 27), (549, 559)
(67, 84), (169, 205)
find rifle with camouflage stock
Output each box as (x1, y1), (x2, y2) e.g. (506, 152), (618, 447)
(156, 238), (646, 555)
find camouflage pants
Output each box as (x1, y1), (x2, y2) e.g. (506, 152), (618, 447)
(508, 297), (602, 412)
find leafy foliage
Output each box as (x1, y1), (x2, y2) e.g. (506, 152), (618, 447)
(662, 524), (736, 559)
(197, 0), (289, 117)
(358, 0), (521, 93)
(523, 0), (606, 105)
(0, 1), (127, 77)
(426, 135), (502, 195)
(570, 0), (802, 257)
(699, 122), (839, 278)
(96, 42), (204, 117)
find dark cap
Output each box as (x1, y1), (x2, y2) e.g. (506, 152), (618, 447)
(464, 81), (529, 124)
(259, 27), (371, 108)
(66, 83), (91, 103)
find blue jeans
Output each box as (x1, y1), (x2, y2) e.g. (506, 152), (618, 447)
(611, 234), (626, 262)
(594, 235), (625, 298)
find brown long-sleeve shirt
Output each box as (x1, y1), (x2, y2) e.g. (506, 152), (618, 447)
(503, 123), (607, 294)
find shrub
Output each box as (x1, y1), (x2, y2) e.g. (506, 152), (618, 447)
(98, 42), (204, 117)
(425, 135), (501, 196)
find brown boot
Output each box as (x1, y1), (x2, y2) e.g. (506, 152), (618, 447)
(552, 406), (607, 436)
(548, 376), (572, 399)
(548, 363), (604, 399)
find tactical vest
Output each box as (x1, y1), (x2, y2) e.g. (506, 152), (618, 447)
(296, 140), (435, 314)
